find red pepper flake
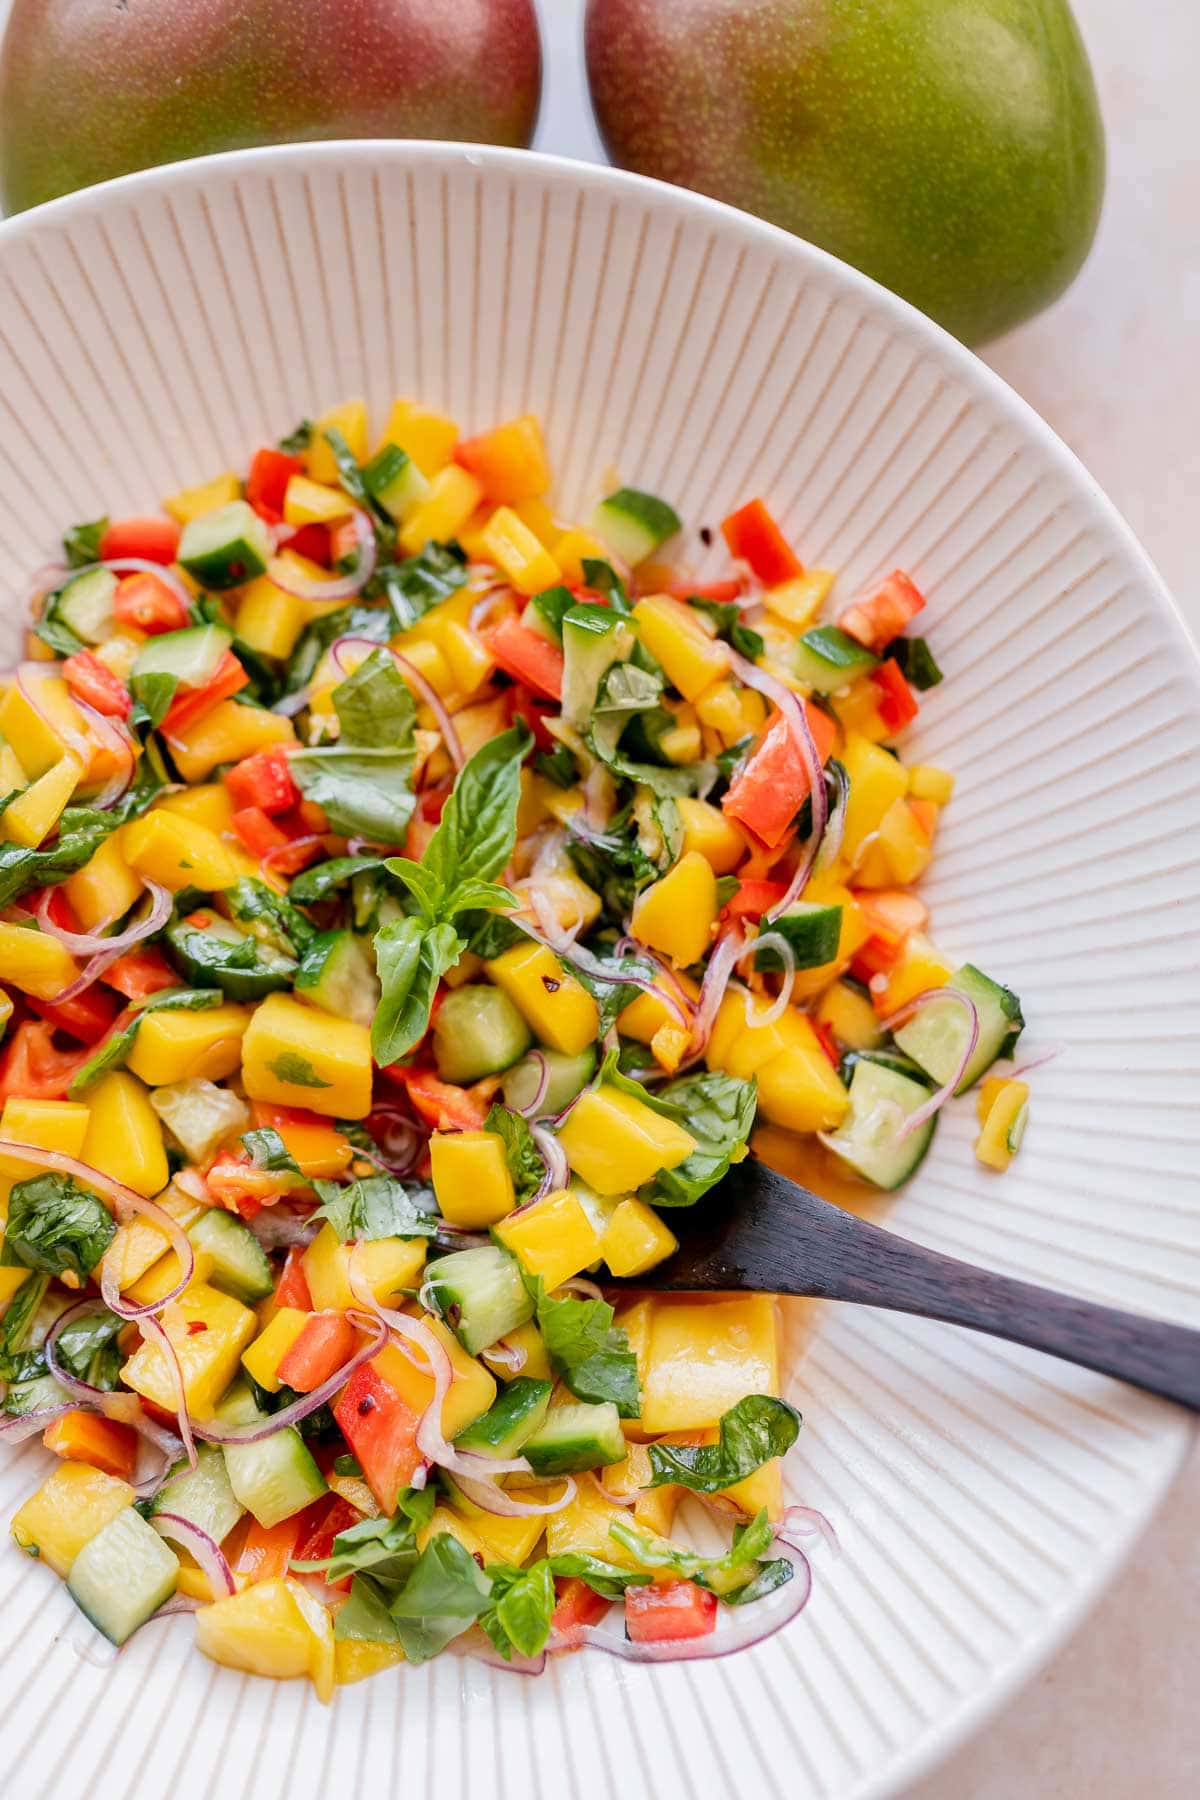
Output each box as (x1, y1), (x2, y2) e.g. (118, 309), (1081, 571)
(541, 975), (561, 993)
(187, 1320), (208, 1335)
(358, 1395), (376, 1416)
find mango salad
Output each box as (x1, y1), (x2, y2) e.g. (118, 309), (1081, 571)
(0, 401), (1026, 1687)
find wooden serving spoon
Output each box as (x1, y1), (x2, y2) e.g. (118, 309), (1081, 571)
(615, 1159), (1200, 1410)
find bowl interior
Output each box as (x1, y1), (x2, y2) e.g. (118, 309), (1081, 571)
(0, 143), (1196, 1800)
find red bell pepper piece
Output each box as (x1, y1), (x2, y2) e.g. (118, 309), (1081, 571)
(112, 571), (190, 636)
(486, 614), (564, 701)
(811, 1017), (841, 1068)
(720, 878), (789, 921)
(160, 650), (249, 740)
(98, 516), (181, 567)
(28, 985), (120, 1046)
(551, 1577), (612, 1636)
(274, 1245), (313, 1312)
(507, 683), (557, 752)
(291, 1494), (360, 1592)
(839, 571), (926, 652)
(721, 703), (838, 850)
(61, 651), (131, 719)
(235, 1514), (304, 1586)
(624, 1579), (718, 1642)
(870, 658), (919, 734)
(276, 1312), (358, 1394)
(849, 889), (930, 989)
(231, 805), (321, 874)
(101, 946), (179, 1001)
(0, 1020), (92, 1101)
(720, 499), (802, 586)
(334, 1364), (423, 1515)
(246, 447), (304, 521)
(285, 523), (331, 566)
(666, 578), (745, 604)
(392, 1067), (489, 1131)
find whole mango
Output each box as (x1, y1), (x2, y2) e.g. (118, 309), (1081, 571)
(0, 0), (542, 214)
(585, 0), (1104, 344)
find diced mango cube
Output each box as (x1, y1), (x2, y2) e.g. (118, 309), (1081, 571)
(398, 465), (484, 557)
(556, 1086), (696, 1196)
(632, 594), (731, 700)
(0, 1096), (91, 1166)
(764, 569), (835, 626)
(554, 527), (612, 586)
(456, 416), (550, 504)
(415, 1505), (488, 1560)
(378, 399), (459, 476)
(0, 675), (87, 779)
(81, 1072), (168, 1198)
(122, 810), (239, 892)
(640, 1295), (779, 1433)
(485, 943), (599, 1055)
(478, 506), (562, 595)
(101, 1183), (205, 1294)
(336, 1638), (406, 1684)
(676, 795), (745, 874)
(373, 1317), (495, 1439)
(430, 1131), (516, 1228)
(127, 1003), (251, 1087)
(305, 400), (368, 485)
(125, 1245), (215, 1307)
(975, 1078), (1030, 1172)
(2, 753), (81, 848)
(841, 732), (909, 865)
(166, 699), (295, 785)
(618, 971), (700, 1044)
(10, 1462), (134, 1576)
(164, 472), (240, 525)
(494, 1187), (603, 1290)
(631, 850), (718, 967)
(544, 1477), (643, 1569)
(816, 980), (884, 1052)
(283, 474), (353, 526)
(0, 921), (81, 1000)
(237, 560), (345, 661)
(195, 1578), (330, 1696)
(64, 831), (143, 933)
(241, 992), (372, 1119)
(242, 1307), (311, 1393)
(121, 1280), (257, 1419)
(301, 1223), (426, 1313)
(600, 1198), (678, 1278)
(908, 764), (955, 805)
(754, 1030), (850, 1133)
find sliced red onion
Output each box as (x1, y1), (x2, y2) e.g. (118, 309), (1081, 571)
(775, 1502), (840, 1556)
(557, 1276), (604, 1302)
(172, 1168), (210, 1204)
(734, 933), (795, 1028)
(246, 1208), (321, 1252)
(813, 759), (849, 877)
(152, 1513), (236, 1598)
(190, 1309), (387, 1447)
(729, 651), (828, 923)
(331, 635), (463, 770)
(468, 582), (517, 635)
(1008, 1042), (1064, 1080)
(37, 880), (173, 1002)
(268, 510), (376, 601)
(453, 1472), (577, 1517)
(530, 1123), (568, 1200)
(879, 988), (981, 1138)
(685, 924), (745, 1062)
(512, 1050), (550, 1119)
(589, 1470), (640, 1508)
(484, 1338), (527, 1374)
(0, 1404), (73, 1443)
(272, 685), (315, 719)
(451, 1631), (548, 1676)
(359, 1106), (422, 1175)
(417, 1276), (451, 1314)
(23, 560), (68, 612)
(72, 700), (136, 812)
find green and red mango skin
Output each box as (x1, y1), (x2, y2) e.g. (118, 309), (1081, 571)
(585, 0), (1105, 345)
(0, 0), (542, 214)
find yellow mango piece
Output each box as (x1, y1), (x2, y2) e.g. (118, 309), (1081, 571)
(556, 1086), (696, 1196)
(478, 506), (562, 596)
(544, 1477), (644, 1570)
(841, 732), (909, 866)
(336, 1638), (406, 1685)
(598, 1442), (681, 1537)
(600, 1197), (678, 1278)
(872, 932), (953, 1015)
(164, 472), (240, 525)
(430, 1130), (516, 1228)
(126, 1003), (251, 1087)
(167, 699), (295, 785)
(553, 526), (611, 585)
(816, 980), (884, 1052)
(373, 1317), (495, 1439)
(0, 1096), (91, 1166)
(512, 496), (559, 545)
(659, 721), (702, 764)
(485, 942), (599, 1055)
(618, 970), (700, 1045)
(975, 1078), (1030, 1172)
(277, 1578), (337, 1700)
(439, 619), (495, 695)
(301, 1224), (426, 1312)
(283, 473), (352, 526)
(237, 556), (345, 660)
(399, 465), (484, 557)
(0, 676), (87, 780)
(871, 797), (935, 887)
(614, 1297), (654, 1397)
(242, 1306), (311, 1394)
(480, 1318), (552, 1383)
(378, 399), (459, 475)
(833, 675), (890, 743)
(82, 1072), (168, 1199)
(305, 400), (368, 485)
(416, 1506), (488, 1560)
(125, 1245), (215, 1307)
(908, 764), (955, 805)
(630, 850), (718, 967)
(633, 594), (731, 700)
(676, 795), (745, 874)
(695, 678), (768, 747)
(121, 1279), (257, 1419)
(122, 810), (239, 892)
(448, 1489), (548, 1567)
(242, 992), (372, 1119)
(764, 568), (836, 627)
(494, 1186), (603, 1290)
(266, 1114), (352, 1181)
(64, 831), (143, 932)
(2, 753), (81, 848)
(0, 742), (26, 791)
(754, 1031), (850, 1134)
(157, 784), (235, 837)
(0, 921), (80, 1000)
(196, 1578), (331, 1697)
(389, 634), (457, 700)
(11, 1461), (134, 1577)
(101, 1183), (205, 1294)
(640, 1295), (779, 1434)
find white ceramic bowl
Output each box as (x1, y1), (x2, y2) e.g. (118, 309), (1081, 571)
(0, 143), (1196, 1800)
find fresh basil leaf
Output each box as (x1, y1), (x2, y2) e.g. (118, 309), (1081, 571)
(62, 517), (108, 568)
(459, 909), (529, 960)
(226, 876), (316, 954)
(323, 427), (394, 553)
(376, 542), (467, 633)
(647, 1396), (801, 1494)
(608, 1507), (786, 1600)
(565, 810), (659, 925)
(131, 668), (179, 730)
(389, 1531), (493, 1664)
(294, 1491), (434, 1586)
(547, 1552), (651, 1599)
(0, 1273), (49, 1379)
(527, 1275), (640, 1419)
(731, 622), (765, 660)
(683, 595), (764, 663)
(480, 1558), (556, 1660)
(1, 1175), (116, 1279)
(291, 741), (416, 844)
(335, 1574), (402, 1643)
(288, 855), (385, 905)
(279, 420), (313, 452)
(533, 744), (577, 789)
(240, 1128), (303, 1178)
(51, 1305), (124, 1391)
(313, 1175), (438, 1244)
(284, 600), (392, 695)
(422, 723), (532, 906)
(328, 645), (417, 751)
(371, 916), (464, 1067)
(484, 1105), (545, 1204)
(266, 1051), (331, 1089)
(885, 635), (943, 690)
(33, 611), (85, 658)
(579, 557), (630, 613)
(603, 1058), (757, 1207)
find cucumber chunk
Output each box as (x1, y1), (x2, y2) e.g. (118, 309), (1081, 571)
(791, 625), (878, 692)
(454, 1377), (552, 1458)
(522, 1401), (626, 1475)
(561, 604), (635, 729)
(432, 984), (532, 1085)
(755, 902), (843, 973)
(132, 624), (231, 692)
(893, 965), (1024, 1093)
(823, 1058), (935, 1190)
(188, 1209), (274, 1304)
(424, 1245), (534, 1356)
(45, 567), (117, 647)
(67, 1506), (178, 1645)
(217, 1385), (327, 1527)
(166, 915), (296, 1001)
(526, 585), (575, 645)
(501, 1046), (596, 1118)
(362, 444), (429, 524)
(178, 500), (272, 589)
(150, 1442), (244, 1545)
(294, 929), (380, 1029)
(590, 487), (681, 568)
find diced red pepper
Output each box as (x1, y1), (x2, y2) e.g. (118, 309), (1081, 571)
(666, 578), (745, 604)
(720, 499), (802, 586)
(231, 805), (321, 874)
(276, 1312), (358, 1394)
(870, 659), (919, 735)
(61, 651), (131, 719)
(419, 784), (451, 824)
(719, 878), (788, 921)
(160, 650), (249, 740)
(391, 1067), (489, 1131)
(28, 984), (120, 1046)
(101, 946), (179, 1001)
(849, 889), (930, 987)
(291, 1494), (360, 1593)
(551, 1577), (612, 1636)
(485, 614), (564, 702)
(246, 447), (304, 521)
(838, 571), (926, 652)
(624, 1579), (718, 1642)
(204, 1153), (288, 1219)
(235, 1514), (304, 1586)
(274, 1245), (313, 1312)
(98, 516), (181, 567)
(721, 703), (838, 850)
(285, 523), (332, 566)
(43, 1410), (139, 1480)
(224, 746), (298, 817)
(328, 518), (362, 569)
(334, 1364), (423, 1515)
(112, 571), (189, 636)
(811, 1017), (841, 1068)
(507, 683), (557, 752)
(0, 1020), (92, 1101)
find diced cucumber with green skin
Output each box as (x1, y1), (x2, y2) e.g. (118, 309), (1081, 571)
(45, 567), (118, 646)
(166, 916), (296, 1002)
(561, 604), (635, 728)
(150, 1442), (244, 1546)
(223, 1424), (328, 1528)
(522, 1401), (627, 1475)
(526, 585), (575, 645)
(361, 444), (429, 523)
(823, 1058), (936, 1190)
(424, 1245), (534, 1356)
(432, 984), (532, 1085)
(893, 965), (1024, 1094)
(178, 500), (272, 590)
(294, 929), (380, 1030)
(590, 487), (681, 567)
(755, 903), (843, 973)
(791, 625), (879, 692)
(501, 1046), (595, 1118)
(3, 1371), (69, 1418)
(187, 1209), (274, 1304)
(454, 1377), (552, 1457)
(67, 1507), (178, 1645)
(132, 624), (232, 692)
